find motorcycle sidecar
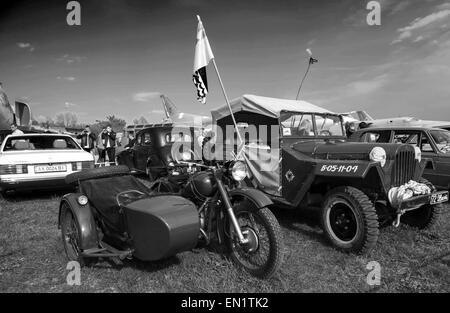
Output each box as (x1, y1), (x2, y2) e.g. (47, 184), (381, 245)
(58, 166), (199, 264)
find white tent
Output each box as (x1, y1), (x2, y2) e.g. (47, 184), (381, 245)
(211, 94), (333, 122)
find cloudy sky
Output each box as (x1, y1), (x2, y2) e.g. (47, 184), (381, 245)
(0, 0), (449, 124)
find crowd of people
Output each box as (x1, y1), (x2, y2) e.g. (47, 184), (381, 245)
(76, 125), (119, 166)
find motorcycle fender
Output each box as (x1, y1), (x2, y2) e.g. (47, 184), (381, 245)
(59, 193), (99, 251)
(229, 187), (273, 209)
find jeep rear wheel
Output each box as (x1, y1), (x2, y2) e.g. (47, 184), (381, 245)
(321, 186), (379, 254)
(402, 178), (442, 229)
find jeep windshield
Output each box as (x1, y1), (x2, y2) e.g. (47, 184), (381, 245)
(430, 129), (450, 153)
(280, 113), (345, 138)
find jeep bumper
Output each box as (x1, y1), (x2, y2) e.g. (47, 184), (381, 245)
(397, 190), (449, 213)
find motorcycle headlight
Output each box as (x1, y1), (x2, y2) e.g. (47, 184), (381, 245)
(414, 146), (422, 163)
(77, 195), (88, 206)
(369, 147), (386, 167)
(231, 161), (248, 181)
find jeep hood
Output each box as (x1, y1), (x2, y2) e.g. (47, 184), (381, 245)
(291, 140), (407, 160)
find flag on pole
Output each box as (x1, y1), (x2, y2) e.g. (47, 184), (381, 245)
(193, 16), (214, 104)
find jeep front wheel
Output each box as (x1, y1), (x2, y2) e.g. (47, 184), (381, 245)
(321, 186), (379, 254)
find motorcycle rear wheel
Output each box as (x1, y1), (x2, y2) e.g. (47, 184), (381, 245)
(227, 199), (283, 279)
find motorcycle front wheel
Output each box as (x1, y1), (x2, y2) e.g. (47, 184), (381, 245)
(227, 199), (283, 279)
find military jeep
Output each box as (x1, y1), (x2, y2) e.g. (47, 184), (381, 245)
(209, 95), (448, 253)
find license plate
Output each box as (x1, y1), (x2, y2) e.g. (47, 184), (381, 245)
(34, 164), (67, 173)
(430, 191), (449, 205)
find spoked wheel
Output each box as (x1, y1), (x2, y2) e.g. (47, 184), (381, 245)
(227, 198), (283, 279)
(61, 203), (85, 266)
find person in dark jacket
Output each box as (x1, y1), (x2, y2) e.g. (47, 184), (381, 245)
(101, 125), (116, 165)
(124, 133), (135, 149)
(77, 125), (96, 153)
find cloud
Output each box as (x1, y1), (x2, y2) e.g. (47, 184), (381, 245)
(399, 10), (450, 32)
(346, 74), (389, 96)
(388, 0), (411, 16)
(57, 54), (86, 64)
(392, 8), (450, 44)
(57, 76), (76, 81)
(437, 3), (450, 10)
(64, 101), (77, 108)
(132, 92), (162, 102)
(306, 38), (316, 47)
(17, 42), (35, 52)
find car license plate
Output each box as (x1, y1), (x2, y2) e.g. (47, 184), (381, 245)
(430, 191), (449, 205)
(34, 164), (67, 173)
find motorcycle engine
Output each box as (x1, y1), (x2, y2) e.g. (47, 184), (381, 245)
(182, 171), (217, 202)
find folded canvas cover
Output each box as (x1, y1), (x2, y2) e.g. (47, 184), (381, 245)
(210, 95), (333, 196)
(211, 94), (333, 122)
(81, 175), (149, 234)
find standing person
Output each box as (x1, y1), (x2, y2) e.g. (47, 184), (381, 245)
(96, 128), (106, 165)
(76, 125), (96, 154)
(102, 125), (116, 166)
(10, 123), (24, 135)
(124, 132), (135, 149)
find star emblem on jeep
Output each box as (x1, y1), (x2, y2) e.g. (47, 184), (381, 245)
(285, 169), (295, 182)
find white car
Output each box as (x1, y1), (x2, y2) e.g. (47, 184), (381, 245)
(0, 133), (94, 194)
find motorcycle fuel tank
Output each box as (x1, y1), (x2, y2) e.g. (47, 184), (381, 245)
(123, 195), (199, 261)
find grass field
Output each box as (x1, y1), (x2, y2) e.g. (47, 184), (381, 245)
(0, 187), (449, 293)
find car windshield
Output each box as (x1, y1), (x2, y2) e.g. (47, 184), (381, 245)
(430, 130), (450, 153)
(2, 135), (81, 151)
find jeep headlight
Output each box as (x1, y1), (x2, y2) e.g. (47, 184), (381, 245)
(231, 161), (248, 181)
(414, 146), (422, 163)
(369, 147), (386, 167)
(181, 151), (192, 161)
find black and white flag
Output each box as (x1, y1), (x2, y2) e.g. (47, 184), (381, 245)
(193, 16), (214, 104)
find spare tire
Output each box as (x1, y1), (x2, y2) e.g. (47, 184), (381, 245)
(65, 165), (131, 185)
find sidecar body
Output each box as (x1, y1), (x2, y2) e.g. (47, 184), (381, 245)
(58, 166), (199, 262)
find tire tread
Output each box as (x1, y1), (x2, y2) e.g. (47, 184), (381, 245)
(322, 186), (379, 254)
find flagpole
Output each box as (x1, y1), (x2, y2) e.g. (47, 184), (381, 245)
(296, 58), (313, 100)
(197, 15), (243, 145)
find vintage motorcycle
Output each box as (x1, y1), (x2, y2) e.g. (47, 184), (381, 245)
(59, 163), (283, 279)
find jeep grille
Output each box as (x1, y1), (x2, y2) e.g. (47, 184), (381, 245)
(392, 147), (415, 186)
